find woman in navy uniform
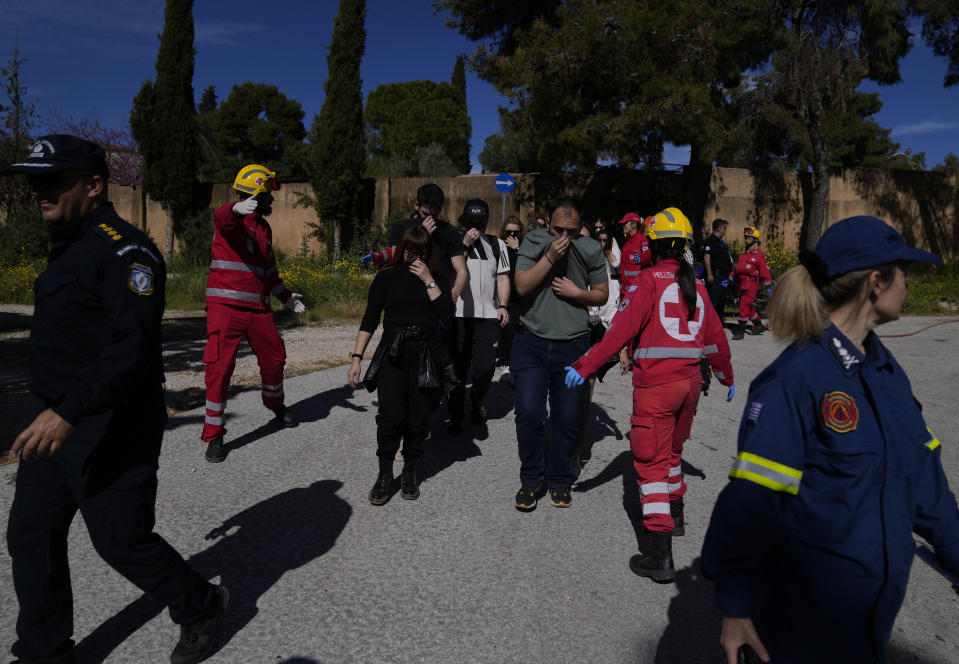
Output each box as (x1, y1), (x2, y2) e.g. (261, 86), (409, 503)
(4, 135), (226, 664)
(701, 216), (959, 664)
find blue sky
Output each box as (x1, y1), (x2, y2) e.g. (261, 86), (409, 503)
(3, 0), (957, 172)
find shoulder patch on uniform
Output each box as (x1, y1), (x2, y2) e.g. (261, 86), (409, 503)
(746, 401), (763, 423)
(115, 242), (161, 265)
(821, 391), (859, 434)
(618, 298), (630, 312)
(127, 262), (154, 295)
(95, 222), (124, 243)
(627, 285), (638, 293)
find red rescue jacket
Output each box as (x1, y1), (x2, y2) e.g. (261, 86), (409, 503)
(205, 202), (292, 311)
(573, 259), (733, 388)
(732, 247), (772, 288)
(619, 231), (652, 292)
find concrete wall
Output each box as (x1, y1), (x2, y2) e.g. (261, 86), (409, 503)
(108, 166), (959, 261)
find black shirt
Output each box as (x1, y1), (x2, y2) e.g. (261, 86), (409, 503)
(388, 214), (464, 289)
(703, 233), (733, 276)
(360, 266), (453, 334)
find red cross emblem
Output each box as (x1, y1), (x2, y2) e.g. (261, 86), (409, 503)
(658, 283), (704, 341)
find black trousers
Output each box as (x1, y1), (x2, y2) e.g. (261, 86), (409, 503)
(496, 303), (521, 365)
(708, 273), (730, 322)
(448, 317), (501, 423)
(7, 455), (216, 661)
(375, 340), (442, 461)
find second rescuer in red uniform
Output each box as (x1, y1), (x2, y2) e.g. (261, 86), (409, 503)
(566, 207), (735, 583)
(202, 164), (305, 462)
(732, 226), (772, 340)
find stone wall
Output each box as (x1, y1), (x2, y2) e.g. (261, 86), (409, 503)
(107, 166), (959, 261)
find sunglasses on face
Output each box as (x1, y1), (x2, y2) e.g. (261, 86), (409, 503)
(504, 230), (521, 237)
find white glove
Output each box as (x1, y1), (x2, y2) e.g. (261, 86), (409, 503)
(232, 197), (258, 216)
(284, 292), (306, 313)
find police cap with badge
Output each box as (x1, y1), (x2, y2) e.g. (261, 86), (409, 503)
(1, 133), (110, 179)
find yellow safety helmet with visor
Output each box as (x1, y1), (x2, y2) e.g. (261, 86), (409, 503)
(646, 207), (694, 242)
(233, 164), (281, 196)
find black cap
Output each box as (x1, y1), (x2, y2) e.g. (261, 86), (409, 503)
(461, 198), (490, 219)
(1, 134), (109, 177)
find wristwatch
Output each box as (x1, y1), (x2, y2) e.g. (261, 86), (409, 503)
(426, 281), (437, 289)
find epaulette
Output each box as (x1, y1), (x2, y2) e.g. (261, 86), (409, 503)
(93, 221), (126, 244)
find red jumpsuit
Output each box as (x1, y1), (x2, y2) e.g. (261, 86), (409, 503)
(202, 202), (293, 442)
(732, 247), (772, 327)
(572, 259), (733, 532)
(618, 231), (651, 293)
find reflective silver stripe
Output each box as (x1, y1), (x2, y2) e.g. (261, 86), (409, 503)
(262, 390), (283, 397)
(640, 482), (669, 496)
(662, 209), (675, 223)
(205, 415), (224, 426)
(633, 347), (705, 360)
(704, 344), (718, 355)
(623, 269), (641, 276)
(271, 284), (286, 295)
(642, 502), (670, 515)
(205, 400), (224, 412)
(262, 383), (283, 390)
(668, 481), (682, 492)
(205, 288), (263, 303)
(668, 466), (681, 477)
(650, 229), (686, 238)
(714, 370), (727, 380)
(210, 260), (265, 276)
(731, 456), (802, 493)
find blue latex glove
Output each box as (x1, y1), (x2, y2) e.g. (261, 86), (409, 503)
(726, 384), (736, 402)
(360, 251), (374, 265)
(564, 366), (585, 388)
(766, 287), (773, 297)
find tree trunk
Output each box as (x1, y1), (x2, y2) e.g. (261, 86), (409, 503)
(163, 204), (175, 261)
(332, 219), (341, 261)
(800, 117), (830, 251)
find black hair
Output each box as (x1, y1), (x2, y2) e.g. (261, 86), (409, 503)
(551, 196), (582, 219)
(391, 224), (436, 274)
(712, 218), (728, 231)
(416, 183), (444, 211)
(650, 238), (698, 321)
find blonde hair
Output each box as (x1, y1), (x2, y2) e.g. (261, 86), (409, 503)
(769, 263), (899, 345)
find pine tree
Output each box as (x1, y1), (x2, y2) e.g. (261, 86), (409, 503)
(130, 0), (198, 260)
(450, 54), (472, 173)
(310, 0), (366, 259)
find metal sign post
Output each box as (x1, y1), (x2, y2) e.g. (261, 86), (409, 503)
(495, 173), (516, 226)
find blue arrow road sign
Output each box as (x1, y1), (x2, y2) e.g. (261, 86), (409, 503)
(495, 173), (515, 193)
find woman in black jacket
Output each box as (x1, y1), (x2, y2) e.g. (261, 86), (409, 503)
(348, 225), (455, 505)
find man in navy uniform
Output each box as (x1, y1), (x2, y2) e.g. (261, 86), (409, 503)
(3, 135), (227, 664)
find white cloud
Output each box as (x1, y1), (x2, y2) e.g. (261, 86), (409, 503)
(195, 21), (267, 46)
(893, 120), (959, 136)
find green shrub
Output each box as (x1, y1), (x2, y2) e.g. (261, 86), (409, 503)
(0, 257), (43, 304)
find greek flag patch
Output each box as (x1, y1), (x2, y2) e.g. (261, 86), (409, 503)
(746, 401), (763, 423)
(128, 262), (154, 295)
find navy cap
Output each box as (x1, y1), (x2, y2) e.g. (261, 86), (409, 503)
(1, 134), (109, 177)
(815, 216), (941, 280)
(461, 198), (489, 219)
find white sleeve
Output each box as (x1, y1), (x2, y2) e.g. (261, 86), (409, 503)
(609, 237), (621, 268)
(496, 239), (511, 274)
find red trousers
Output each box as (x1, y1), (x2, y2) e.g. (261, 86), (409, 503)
(630, 375), (702, 532)
(737, 279), (760, 324)
(202, 303), (286, 442)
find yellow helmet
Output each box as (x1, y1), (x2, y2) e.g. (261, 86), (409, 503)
(744, 226), (760, 241)
(646, 207), (694, 241)
(233, 164), (280, 196)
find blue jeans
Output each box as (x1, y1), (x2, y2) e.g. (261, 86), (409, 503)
(510, 330), (590, 489)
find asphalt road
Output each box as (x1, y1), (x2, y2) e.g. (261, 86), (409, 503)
(2, 316), (959, 664)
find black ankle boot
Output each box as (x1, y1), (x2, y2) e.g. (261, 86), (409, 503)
(732, 322), (746, 340)
(670, 497), (685, 537)
(400, 460), (420, 500)
(369, 460), (393, 506)
(629, 532), (676, 583)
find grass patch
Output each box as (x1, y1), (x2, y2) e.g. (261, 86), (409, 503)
(0, 258), (44, 305)
(903, 264), (959, 315)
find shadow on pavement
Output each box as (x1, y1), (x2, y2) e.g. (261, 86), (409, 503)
(75, 479), (351, 663)
(292, 385), (368, 424)
(573, 450), (646, 550)
(652, 558), (724, 664)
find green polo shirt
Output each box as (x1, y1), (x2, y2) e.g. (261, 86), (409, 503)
(516, 229), (608, 341)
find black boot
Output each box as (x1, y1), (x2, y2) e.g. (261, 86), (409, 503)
(749, 321), (767, 335)
(400, 460), (420, 500)
(271, 405), (298, 427)
(731, 322), (746, 340)
(205, 437), (227, 463)
(629, 532), (676, 583)
(670, 497), (685, 537)
(369, 459), (393, 506)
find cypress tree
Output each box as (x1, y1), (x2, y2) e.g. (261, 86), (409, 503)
(130, 0), (197, 260)
(450, 54), (472, 174)
(310, 0), (366, 260)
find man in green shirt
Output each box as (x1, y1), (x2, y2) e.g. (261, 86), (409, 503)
(512, 198), (609, 510)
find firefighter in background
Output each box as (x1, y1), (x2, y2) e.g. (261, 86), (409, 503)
(731, 227), (772, 340)
(565, 207), (735, 583)
(202, 164), (305, 463)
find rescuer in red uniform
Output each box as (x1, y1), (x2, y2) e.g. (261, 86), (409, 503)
(202, 164), (305, 462)
(731, 226), (772, 340)
(565, 207), (735, 583)
(617, 211), (652, 293)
